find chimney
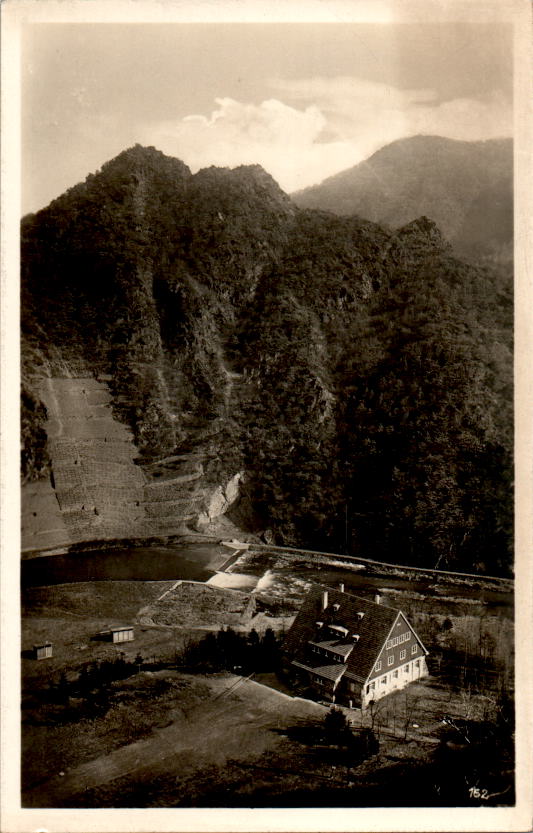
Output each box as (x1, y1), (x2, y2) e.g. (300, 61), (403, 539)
(339, 582), (345, 593)
(322, 590), (329, 611)
(374, 593), (381, 605)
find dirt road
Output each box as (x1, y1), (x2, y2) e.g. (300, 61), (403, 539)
(23, 673), (326, 807)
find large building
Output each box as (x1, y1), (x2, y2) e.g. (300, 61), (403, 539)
(282, 584), (429, 709)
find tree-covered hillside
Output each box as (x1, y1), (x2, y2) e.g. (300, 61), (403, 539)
(21, 145), (513, 576)
(293, 136), (513, 263)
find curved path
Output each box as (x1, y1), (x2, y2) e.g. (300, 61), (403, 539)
(23, 673), (325, 808)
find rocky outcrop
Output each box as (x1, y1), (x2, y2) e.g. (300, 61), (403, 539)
(196, 472), (245, 530)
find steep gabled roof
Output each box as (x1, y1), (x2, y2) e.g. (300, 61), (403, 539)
(283, 585), (401, 683)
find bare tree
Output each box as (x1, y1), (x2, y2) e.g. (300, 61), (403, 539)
(459, 685), (474, 721)
(368, 697), (388, 738)
(401, 692), (421, 741)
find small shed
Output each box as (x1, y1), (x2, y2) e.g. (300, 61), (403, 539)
(97, 626), (135, 644)
(33, 642), (53, 660)
(111, 626), (134, 643)
(96, 626), (134, 643)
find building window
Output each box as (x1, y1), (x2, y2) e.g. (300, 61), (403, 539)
(393, 670), (398, 678)
(400, 649), (406, 660)
(374, 660), (382, 672)
(388, 655), (394, 666)
(411, 644), (417, 655)
(381, 676), (387, 685)
(390, 632), (412, 648)
(404, 664), (409, 673)
(415, 660), (420, 668)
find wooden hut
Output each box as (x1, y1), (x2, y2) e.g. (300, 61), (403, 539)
(111, 626), (134, 643)
(33, 642), (53, 660)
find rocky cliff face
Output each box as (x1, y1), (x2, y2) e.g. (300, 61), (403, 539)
(21, 145), (512, 575)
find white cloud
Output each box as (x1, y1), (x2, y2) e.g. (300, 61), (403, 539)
(410, 92), (512, 141)
(271, 76), (511, 145)
(141, 78), (511, 193)
(141, 96), (356, 192)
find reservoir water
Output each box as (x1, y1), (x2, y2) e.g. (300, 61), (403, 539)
(21, 544), (227, 588)
(20, 544), (513, 619)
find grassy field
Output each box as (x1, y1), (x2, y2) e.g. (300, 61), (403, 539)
(23, 670), (327, 806)
(22, 668), (513, 808)
(21, 581), (180, 688)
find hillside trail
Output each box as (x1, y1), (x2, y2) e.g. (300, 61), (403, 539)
(220, 354), (244, 414)
(42, 377), (65, 438)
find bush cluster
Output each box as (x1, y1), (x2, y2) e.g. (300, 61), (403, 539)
(180, 627), (280, 674)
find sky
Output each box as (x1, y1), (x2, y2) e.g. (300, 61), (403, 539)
(22, 22), (512, 214)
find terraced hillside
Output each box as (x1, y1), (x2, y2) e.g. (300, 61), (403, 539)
(21, 374), (241, 554)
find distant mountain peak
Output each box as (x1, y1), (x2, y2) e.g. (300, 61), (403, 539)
(195, 161), (287, 194)
(192, 161), (293, 214)
(99, 144), (192, 177)
(292, 135), (513, 260)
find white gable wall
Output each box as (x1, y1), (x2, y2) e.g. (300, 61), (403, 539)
(361, 612), (429, 708)
(361, 655), (428, 708)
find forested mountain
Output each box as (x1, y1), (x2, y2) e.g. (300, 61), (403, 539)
(292, 136), (513, 262)
(21, 145), (513, 576)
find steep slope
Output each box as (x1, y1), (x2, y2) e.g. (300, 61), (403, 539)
(21, 146), (295, 551)
(21, 146), (512, 575)
(292, 136), (513, 261)
(235, 214), (512, 574)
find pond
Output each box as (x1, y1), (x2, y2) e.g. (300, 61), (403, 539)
(21, 543), (228, 588)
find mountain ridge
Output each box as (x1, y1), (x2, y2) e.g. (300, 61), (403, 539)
(21, 145), (513, 576)
(292, 135), (513, 260)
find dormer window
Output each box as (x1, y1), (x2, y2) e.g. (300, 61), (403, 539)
(329, 625), (348, 637)
(357, 612), (365, 620)
(316, 621), (324, 628)
(352, 634), (360, 642)
(333, 603), (340, 611)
